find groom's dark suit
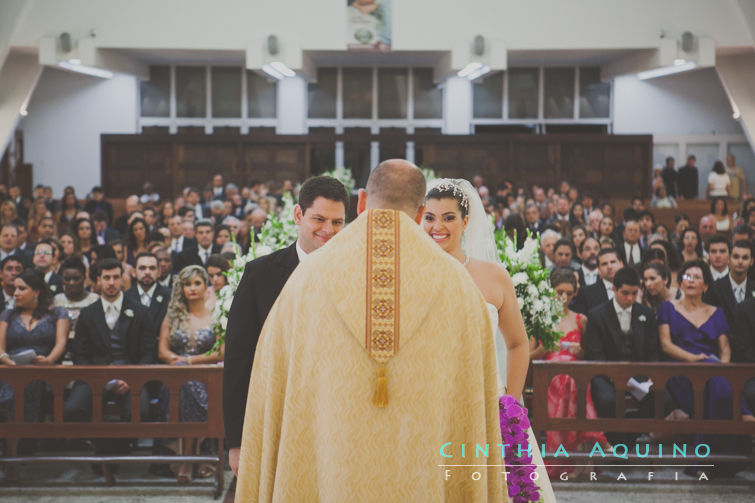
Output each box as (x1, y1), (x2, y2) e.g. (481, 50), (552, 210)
(584, 299), (661, 443)
(223, 242), (299, 449)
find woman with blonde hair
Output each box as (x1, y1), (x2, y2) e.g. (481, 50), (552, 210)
(0, 200), (17, 226)
(158, 265), (223, 483)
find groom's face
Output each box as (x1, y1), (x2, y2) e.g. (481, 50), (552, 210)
(294, 197), (346, 253)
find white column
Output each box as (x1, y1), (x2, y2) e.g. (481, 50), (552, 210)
(443, 76), (472, 135)
(276, 76), (307, 134)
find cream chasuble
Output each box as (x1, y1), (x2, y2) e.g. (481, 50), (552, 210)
(236, 209), (507, 502)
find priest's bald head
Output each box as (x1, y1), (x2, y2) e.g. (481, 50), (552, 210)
(357, 159), (427, 222)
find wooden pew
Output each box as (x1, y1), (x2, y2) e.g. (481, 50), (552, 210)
(530, 361), (755, 464)
(0, 365), (225, 498)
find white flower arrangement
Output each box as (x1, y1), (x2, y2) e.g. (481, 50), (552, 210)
(419, 166), (438, 183)
(494, 227), (563, 351)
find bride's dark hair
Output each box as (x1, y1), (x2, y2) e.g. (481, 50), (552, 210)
(425, 182), (470, 218)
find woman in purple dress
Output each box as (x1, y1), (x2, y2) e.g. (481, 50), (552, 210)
(657, 259), (752, 476)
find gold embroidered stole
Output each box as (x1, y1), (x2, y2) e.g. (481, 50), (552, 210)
(365, 209), (400, 407)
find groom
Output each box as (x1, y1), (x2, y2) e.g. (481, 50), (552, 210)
(223, 176), (349, 477)
(235, 160), (503, 502)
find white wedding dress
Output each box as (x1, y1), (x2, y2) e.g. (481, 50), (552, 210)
(488, 303), (557, 503)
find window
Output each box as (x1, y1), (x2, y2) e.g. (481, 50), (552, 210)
(247, 71), (276, 118)
(175, 66), (207, 118)
(140, 66), (170, 117)
(212, 67), (241, 118)
(378, 68), (408, 119)
(579, 67), (610, 118)
(473, 71), (503, 119)
(308, 68), (337, 119)
(342, 68), (373, 119)
(413, 68), (442, 119)
(544, 68), (575, 119)
(508, 68), (539, 119)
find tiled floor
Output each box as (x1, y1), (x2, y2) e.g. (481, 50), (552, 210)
(1, 464), (753, 502)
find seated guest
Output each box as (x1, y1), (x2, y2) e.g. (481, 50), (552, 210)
(618, 220), (643, 267)
(53, 257), (99, 360)
(658, 259), (753, 473)
(598, 216), (617, 243)
(539, 229), (560, 270)
(703, 240), (754, 326)
(698, 215), (717, 249)
(731, 297), (755, 419)
(577, 236), (601, 287)
(680, 227), (702, 263)
(64, 259), (157, 424)
(0, 223), (31, 267)
(84, 186), (114, 225)
(214, 225), (232, 248)
(206, 254), (230, 294)
(36, 216), (57, 243)
(650, 185), (677, 209)
(731, 224), (752, 247)
(572, 248), (623, 314)
(158, 265), (223, 483)
(524, 202), (544, 235)
(709, 196), (732, 233)
(542, 268), (610, 478)
(0, 256), (24, 311)
(553, 239), (578, 270)
(641, 263), (676, 312)
(570, 224), (587, 252)
(637, 210), (655, 250)
(32, 240), (63, 295)
(125, 253), (171, 327)
(93, 210), (120, 245)
(0, 269), (69, 412)
(73, 218), (98, 264)
(586, 209), (602, 234)
(669, 213), (690, 253)
(706, 235), (730, 281)
(175, 220), (221, 271)
(584, 267), (660, 444)
(647, 238), (681, 286)
(124, 217), (149, 266)
(154, 247), (175, 290)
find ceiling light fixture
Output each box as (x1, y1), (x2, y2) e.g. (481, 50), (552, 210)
(637, 61), (697, 80)
(457, 62), (483, 78)
(270, 61), (295, 78)
(262, 62), (295, 80)
(59, 59), (113, 79)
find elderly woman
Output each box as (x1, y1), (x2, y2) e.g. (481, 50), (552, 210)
(658, 260), (752, 475)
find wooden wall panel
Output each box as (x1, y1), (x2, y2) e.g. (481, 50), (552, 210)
(101, 133), (652, 200)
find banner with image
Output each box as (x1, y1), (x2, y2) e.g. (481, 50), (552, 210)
(346, 0), (391, 51)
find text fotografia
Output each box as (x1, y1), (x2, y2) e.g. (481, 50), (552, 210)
(439, 442), (712, 460)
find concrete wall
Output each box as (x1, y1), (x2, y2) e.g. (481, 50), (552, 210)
(613, 67), (742, 136)
(20, 67), (138, 195)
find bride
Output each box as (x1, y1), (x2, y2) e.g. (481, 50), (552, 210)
(424, 178), (557, 502)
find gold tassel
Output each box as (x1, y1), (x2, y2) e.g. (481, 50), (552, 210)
(373, 366), (388, 407)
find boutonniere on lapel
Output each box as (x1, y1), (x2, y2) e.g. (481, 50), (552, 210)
(124, 309), (134, 318)
(156, 295), (164, 303)
(638, 314), (647, 322)
(50, 285), (57, 292)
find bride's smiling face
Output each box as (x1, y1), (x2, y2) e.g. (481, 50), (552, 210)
(422, 197), (468, 253)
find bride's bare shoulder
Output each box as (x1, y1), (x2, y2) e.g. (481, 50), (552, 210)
(468, 258), (509, 282)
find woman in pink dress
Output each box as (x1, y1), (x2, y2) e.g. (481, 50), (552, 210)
(543, 267), (610, 478)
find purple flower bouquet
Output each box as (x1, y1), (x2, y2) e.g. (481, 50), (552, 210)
(499, 395), (541, 503)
